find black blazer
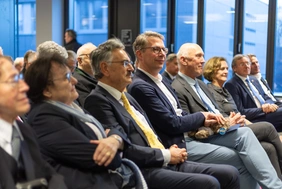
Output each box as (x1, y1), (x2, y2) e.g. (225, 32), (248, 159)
(161, 71), (173, 84)
(0, 121), (67, 189)
(27, 102), (127, 189)
(73, 67), (98, 107)
(127, 70), (205, 149)
(85, 85), (165, 168)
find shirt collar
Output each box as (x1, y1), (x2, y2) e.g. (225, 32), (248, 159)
(178, 72), (196, 86)
(138, 68), (163, 83)
(250, 73), (261, 80)
(98, 81), (123, 101)
(0, 119), (23, 144)
(235, 73), (249, 82)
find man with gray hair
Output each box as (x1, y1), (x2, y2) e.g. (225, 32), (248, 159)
(225, 54), (282, 131)
(14, 57), (24, 72)
(84, 38), (240, 189)
(37, 41), (68, 59)
(73, 43), (97, 107)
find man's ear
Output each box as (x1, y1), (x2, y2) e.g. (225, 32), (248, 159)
(135, 50), (142, 61)
(100, 62), (110, 77)
(43, 87), (52, 98)
(77, 57), (83, 66)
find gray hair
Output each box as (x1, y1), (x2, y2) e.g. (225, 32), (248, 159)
(132, 31), (164, 56)
(14, 57), (24, 66)
(37, 41), (68, 59)
(67, 50), (77, 61)
(166, 53), (177, 62)
(231, 54), (250, 68)
(91, 38), (125, 79)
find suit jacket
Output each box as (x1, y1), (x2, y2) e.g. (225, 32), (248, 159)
(127, 70), (205, 149)
(27, 102), (127, 189)
(84, 85), (165, 168)
(0, 121), (67, 189)
(249, 75), (282, 105)
(224, 75), (266, 121)
(171, 75), (228, 117)
(161, 71), (173, 84)
(73, 67), (98, 107)
(64, 39), (82, 53)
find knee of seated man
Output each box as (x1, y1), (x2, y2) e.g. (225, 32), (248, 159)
(260, 142), (277, 156)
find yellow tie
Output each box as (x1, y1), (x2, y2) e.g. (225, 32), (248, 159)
(121, 93), (165, 149)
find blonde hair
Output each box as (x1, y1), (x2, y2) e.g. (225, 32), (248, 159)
(203, 56), (227, 82)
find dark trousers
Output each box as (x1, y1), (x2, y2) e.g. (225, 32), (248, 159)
(141, 161), (239, 189)
(247, 121), (282, 179)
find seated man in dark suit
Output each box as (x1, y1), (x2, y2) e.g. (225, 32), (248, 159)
(127, 31), (282, 189)
(225, 54), (282, 131)
(73, 43), (98, 107)
(247, 53), (282, 106)
(84, 38), (240, 189)
(0, 55), (67, 189)
(161, 53), (178, 84)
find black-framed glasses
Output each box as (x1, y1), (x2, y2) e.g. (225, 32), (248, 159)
(108, 60), (134, 68)
(141, 46), (168, 54)
(52, 72), (72, 83)
(0, 73), (23, 85)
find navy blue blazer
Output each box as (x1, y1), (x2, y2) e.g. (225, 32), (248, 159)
(224, 75), (266, 121)
(127, 70), (205, 149)
(0, 121), (67, 189)
(161, 71), (173, 85)
(27, 102), (127, 189)
(84, 85), (165, 168)
(249, 75), (282, 105)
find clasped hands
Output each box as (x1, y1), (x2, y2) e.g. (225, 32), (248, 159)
(169, 144), (188, 164)
(202, 111), (247, 127)
(261, 103), (278, 113)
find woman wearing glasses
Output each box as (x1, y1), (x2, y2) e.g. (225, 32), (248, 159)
(25, 53), (146, 189)
(203, 56), (282, 179)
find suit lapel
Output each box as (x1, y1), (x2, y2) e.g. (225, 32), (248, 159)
(97, 86), (149, 143)
(176, 76), (208, 111)
(135, 70), (179, 113)
(20, 140), (35, 181)
(234, 75), (256, 104)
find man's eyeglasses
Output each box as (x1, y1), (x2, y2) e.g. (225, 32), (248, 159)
(238, 62), (251, 67)
(51, 72), (72, 83)
(0, 73), (23, 85)
(108, 60), (134, 68)
(141, 46), (168, 54)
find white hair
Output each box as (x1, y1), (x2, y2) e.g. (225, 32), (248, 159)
(37, 41), (68, 58)
(14, 57), (24, 65)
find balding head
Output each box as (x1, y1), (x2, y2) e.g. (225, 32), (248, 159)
(77, 43), (97, 76)
(177, 43), (205, 79)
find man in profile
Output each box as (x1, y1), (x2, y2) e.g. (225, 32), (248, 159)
(73, 43), (98, 107)
(64, 29), (82, 52)
(162, 53), (179, 84)
(0, 55), (67, 189)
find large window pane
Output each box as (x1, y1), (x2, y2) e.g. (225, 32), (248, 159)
(175, 0), (197, 52)
(140, 0), (168, 43)
(204, 0), (235, 70)
(274, 2), (282, 95)
(69, 0), (108, 46)
(17, 0), (36, 57)
(243, 0), (269, 78)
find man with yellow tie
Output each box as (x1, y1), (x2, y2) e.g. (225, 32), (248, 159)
(84, 38), (240, 189)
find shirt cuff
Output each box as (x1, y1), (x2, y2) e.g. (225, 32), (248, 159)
(161, 149), (171, 166)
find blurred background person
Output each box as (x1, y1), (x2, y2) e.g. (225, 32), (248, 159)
(162, 53), (179, 84)
(66, 50), (77, 73)
(14, 57), (24, 72)
(74, 43), (97, 107)
(22, 50), (37, 75)
(64, 29), (82, 52)
(0, 46), (3, 55)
